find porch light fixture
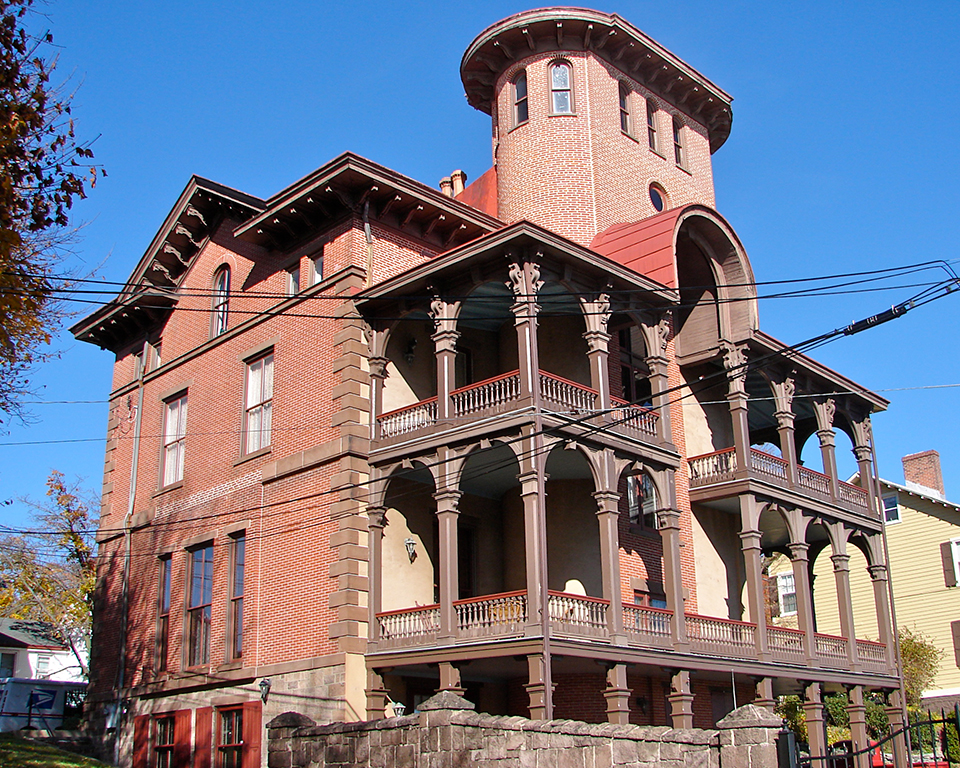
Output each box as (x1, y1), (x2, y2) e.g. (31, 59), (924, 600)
(392, 701), (406, 717)
(404, 537), (417, 563)
(259, 677), (272, 703)
(404, 338), (417, 364)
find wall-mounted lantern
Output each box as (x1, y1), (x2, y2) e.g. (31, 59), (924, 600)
(404, 538), (417, 563)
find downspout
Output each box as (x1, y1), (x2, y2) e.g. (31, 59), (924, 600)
(363, 201), (374, 288)
(115, 339), (147, 763)
(871, 431), (910, 757)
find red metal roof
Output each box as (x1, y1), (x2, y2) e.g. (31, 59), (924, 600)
(456, 166), (498, 219)
(589, 208), (684, 288)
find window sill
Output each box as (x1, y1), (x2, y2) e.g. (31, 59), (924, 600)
(627, 523), (661, 540)
(676, 163), (692, 176)
(649, 148), (666, 160)
(621, 130), (639, 144)
(153, 481), (183, 497)
(508, 120), (529, 134)
(234, 446), (271, 467)
(548, 111), (577, 117)
(218, 660), (244, 672)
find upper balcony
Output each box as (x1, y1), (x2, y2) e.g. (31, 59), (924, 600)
(371, 588), (891, 678)
(687, 447), (876, 521)
(375, 369), (659, 449)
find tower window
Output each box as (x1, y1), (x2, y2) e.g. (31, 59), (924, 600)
(549, 61), (573, 114)
(672, 117), (685, 167)
(619, 82), (631, 134)
(513, 71), (528, 126)
(649, 184), (667, 213)
(212, 266), (230, 337)
(646, 99), (658, 152)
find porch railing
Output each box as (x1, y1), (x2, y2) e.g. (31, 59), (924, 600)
(751, 448), (790, 482)
(454, 590), (527, 639)
(838, 480), (869, 507)
(623, 604), (672, 648)
(767, 625), (806, 662)
(857, 638), (888, 671)
(548, 591), (608, 637)
(377, 398), (437, 438)
(686, 614), (756, 658)
(610, 397), (660, 438)
(376, 603), (440, 648)
(452, 371), (521, 418)
(815, 632), (850, 668)
(540, 372), (597, 412)
(798, 465), (832, 497)
(689, 447), (737, 485)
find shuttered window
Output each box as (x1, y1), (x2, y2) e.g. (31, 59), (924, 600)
(942, 540), (960, 587)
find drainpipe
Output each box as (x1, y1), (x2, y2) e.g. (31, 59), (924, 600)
(870, 432), (910, 759)
(115, 339), (147, 763)
(363, 201), (374, 288)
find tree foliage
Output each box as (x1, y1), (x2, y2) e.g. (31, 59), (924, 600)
(0, 0), (102, 423)
(898, 626), (942, 707)
(0, 470), (96, 676)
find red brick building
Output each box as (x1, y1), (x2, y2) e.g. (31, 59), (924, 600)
(73, 8), (903, 767)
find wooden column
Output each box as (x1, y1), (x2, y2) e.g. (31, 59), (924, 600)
(772, 375), (798, 486)
(604, 663), (631, 724)
(434, 489), (462, 642)
(594, 489), (625, 640)
(754, 678), (776, 712)
(723, 344), (751, 473)
(847, 685), (870, 768)
(884, 689), (909, 768)
(640, 312), (672, 440)
(739, 493), (769, 660)
(437, 662), (466, 696)
(525, 653), (554, 720)
(814, 398), (839, 500)
(368, 356), (389, 440)
(507, 260), (544, 403)
(365, 668), (390, 720)
(366, 507), (387, 645)
(868, 563), (896, 667)
(668, 669), (694, 729)
(831, 551), (860, 670)
(804, 682), (827, 768)
(519, 468), (544, 636)
(788, 542), (818, 665)
(852, 416), (879, 516)
(659, 508), (688, 650)
(428, 297), (461, 421)
(580, 292), (612, 412)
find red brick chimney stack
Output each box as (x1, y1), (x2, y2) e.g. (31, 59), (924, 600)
(902, 450), (945, 497)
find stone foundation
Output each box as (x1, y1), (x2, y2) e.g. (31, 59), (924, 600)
(266, 691), (782, 768)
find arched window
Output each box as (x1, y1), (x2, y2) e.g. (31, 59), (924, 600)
(672, 117), (685, 167)
(549, 61), (573, 114)
(212, 266), (230, 336)
(513, 70), (529, 126)
(646, 98), (658, 151)
(627, 473), (659, 530)
(619, 82), (631, 134)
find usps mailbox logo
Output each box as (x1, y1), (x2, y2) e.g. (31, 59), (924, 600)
(28, 689), (57, 710)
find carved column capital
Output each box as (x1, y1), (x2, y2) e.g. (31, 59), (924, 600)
(368, 356), (390, 380)
(428, 296), (462, 335)
(367, 506), (388, 529)
(506, 258), (544, 318)
(582, 329), (611, 353)
(831, 553), (851, 571)
(579, 291), (612, 335)
(788, 542), (810, 562)
(721, 343), (748, 395)
(592, 489), (620, 515)
(867, 564), (888, 582)
(813, 397), (836, 431)
(433, 488), (463, 513)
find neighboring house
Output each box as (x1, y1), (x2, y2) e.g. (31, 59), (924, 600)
(810, 450), (960, 709)
(71, 8), (903, 768)
(0, 619), (85, 684)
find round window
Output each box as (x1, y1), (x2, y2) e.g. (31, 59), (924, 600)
(649, 184), (666, 212)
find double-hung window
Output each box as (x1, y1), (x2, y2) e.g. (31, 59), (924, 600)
(626, 474), (659, 530)
(217, 708), (243, 768)
(286, 264), (300, 295)
(154, 715), (175, 768)
(213, 267), (230, 337)
(162, 393), (187, 486)
(646, 98), (658, 151)
(777, 572), (797, 616)
(672, 117), (685, 167)
(245, 354), (274, 454)
(513, 71), (529, 126)
(157, 556), (171, 671)
(619, 82), (631, 134)
(188, 544), (213, 666)
(882, 495), (900, 523)
(229, 533), (245, 660)
(550, 61), (573, 114)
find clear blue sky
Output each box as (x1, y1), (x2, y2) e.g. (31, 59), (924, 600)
(2, 1), (959, 528)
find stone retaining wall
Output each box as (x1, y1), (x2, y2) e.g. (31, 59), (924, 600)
(266, 691), (782, 768)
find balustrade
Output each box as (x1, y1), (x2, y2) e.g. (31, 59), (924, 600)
(376, 604), (440, 648)
(686, 614), (756, 658)
(688, 448), (737, 486)
(454, 590), (527, 639)
(815, 632), (849, 668)
(547, 591), (608, 637)
(798, 466), (832, 498)
(540, 372), (597, 412)
(377, 398), (437, 438)
(452, 372), (521, 417)
(622, 604), (672, 648)
(750, 448), (789, 481)
(610, 398), (659, 438)
(768, 625), (806, 663)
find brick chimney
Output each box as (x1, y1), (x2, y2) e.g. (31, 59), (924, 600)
(902, 450), (945, 498)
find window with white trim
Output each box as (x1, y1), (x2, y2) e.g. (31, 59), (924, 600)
(311, 249), (324, 285)
(188, 544), (213, 666)
(0, 652), (14, 677)
(286, 264), (300, 295)
(549, 61), (573, 114)
(217, 708), (243, 768)
(162, 393), (187, 486)
(882, 494), (900, 523)
(627, 473), (658, 530)
(672, 117), (685, 167)
(619, 82), (631, 134)
(513, 71), (529, 126)
(646, 98), (658, 152)
(244, 354), (273, 454)
(777, 572), (797, 615)
(212, 267), (230, 336)
(36, 654), (50, 675)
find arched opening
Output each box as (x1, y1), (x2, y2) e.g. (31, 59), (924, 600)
(617, 464), (666, 609)
(608, 311), (652, 406)
(380, 311), (434, 414)
(456, 281), (517, 389)
(381, 463), (438, 612)
(538, 282), (590, 387)
(544, 445), (601, 596)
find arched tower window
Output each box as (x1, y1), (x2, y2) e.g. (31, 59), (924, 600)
(619, 82), (631, 134)
(513, 70), (529, 126)
(212, 266), (230, 337)
(646, 98), (658, 152)
(627, 473), (659, 530)
(672, 117), (685, 167)
(549, 61), (573, 114)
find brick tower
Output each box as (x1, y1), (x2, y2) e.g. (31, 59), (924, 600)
(461, 8), (733, 246)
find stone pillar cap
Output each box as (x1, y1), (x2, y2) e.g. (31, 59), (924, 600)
(716, 704), (782, 729)
(266, 711), (317, 729)
(417, 690), (476, 711)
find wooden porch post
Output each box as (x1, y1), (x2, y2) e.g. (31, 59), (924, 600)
(594, 489), (625, 641)
(366, 506), (387, 646)
(846, 685), (871, 768)
(428, 297), (461, 421)
(723, 344), (751, 473)
(803, 682), (827, 768)
(814, 398), (840, 500)
(580, 292), (612, 412)
(604, 663), (632, 725)
(434, 489), (462, 642)
(788, 542), (818, 665)
(772, 375), (799, 486)
(831, 551), (861, 671)
(659, 508), (689, 651)
(668, 669), (694, 728)
(868, 563), (896, 668)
